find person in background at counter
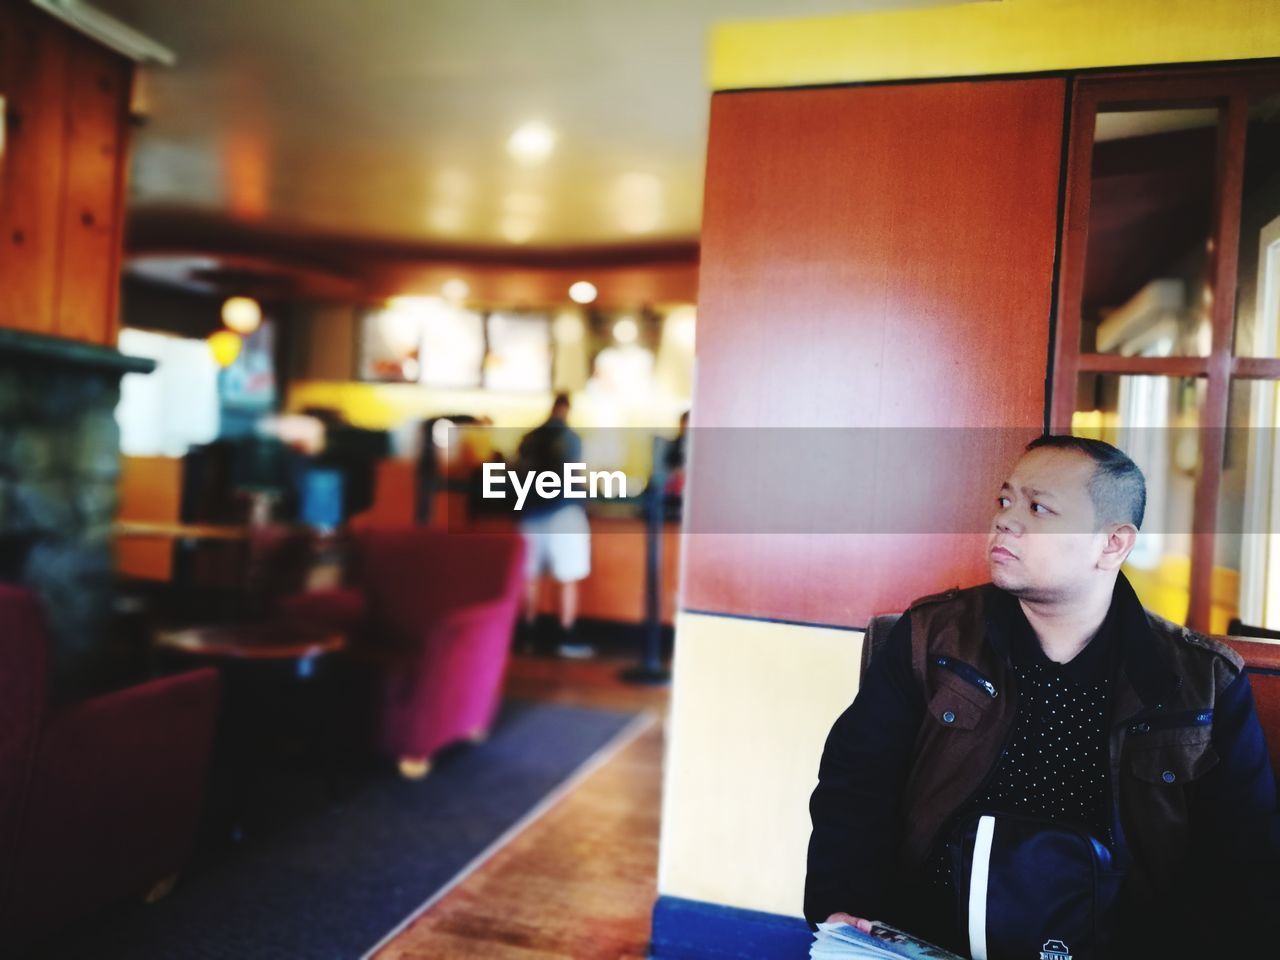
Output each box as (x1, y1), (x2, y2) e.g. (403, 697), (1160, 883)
(517, 393), (594, 659)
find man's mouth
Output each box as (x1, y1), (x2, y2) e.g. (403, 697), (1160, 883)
(990, 544), (1017, 562)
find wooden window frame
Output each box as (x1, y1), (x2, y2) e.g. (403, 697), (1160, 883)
(1051, 65), (1280, 632)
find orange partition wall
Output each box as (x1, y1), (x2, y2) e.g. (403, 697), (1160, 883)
(115, 456), (183, 580)
(682, 78), (1065, 627)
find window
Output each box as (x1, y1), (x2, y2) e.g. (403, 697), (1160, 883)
(116, 328), (220, 456)
(1054, 69), (1280, 632)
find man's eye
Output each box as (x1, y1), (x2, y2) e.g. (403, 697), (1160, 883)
(997, 496), (1011, 508)
(1031, 502), (1052, 515)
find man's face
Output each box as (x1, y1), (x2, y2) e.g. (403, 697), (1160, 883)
(987, 447), (1108, 602)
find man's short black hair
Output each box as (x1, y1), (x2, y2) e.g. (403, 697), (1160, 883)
(552, 392), (571, 409)
(1025, 434), (1146, 530)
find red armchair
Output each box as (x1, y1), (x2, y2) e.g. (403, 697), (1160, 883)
(283, 527), (526, 777)
(0, 585), (220, 947)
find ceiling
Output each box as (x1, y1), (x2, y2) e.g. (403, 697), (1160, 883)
(93, 0), (942, 252)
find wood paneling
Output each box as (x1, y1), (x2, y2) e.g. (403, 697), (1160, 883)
(115, 455), (184, 580)
(0, 3), (133, 344)
(127, 214), (701, 308)
(0, 3), (69, 332)
(1222, 636), (1280, 776)
(683, 79), (1064, 627)
(55, 30), (132, 342)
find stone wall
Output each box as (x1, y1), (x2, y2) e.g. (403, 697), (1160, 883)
(0, 333), (152, 691)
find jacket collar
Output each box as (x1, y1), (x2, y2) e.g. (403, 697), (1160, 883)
(1111, 571), (1182, 709)
(983, 572), (1180, 709)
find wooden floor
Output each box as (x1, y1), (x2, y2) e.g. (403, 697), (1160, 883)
(373, 652), (670, 960)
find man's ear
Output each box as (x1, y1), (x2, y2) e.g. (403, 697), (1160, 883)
(1098, 524), (1138, 571)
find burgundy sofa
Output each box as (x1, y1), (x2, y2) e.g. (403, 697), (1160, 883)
(0, 584), (220, 947)
(282, 527), (526, 775)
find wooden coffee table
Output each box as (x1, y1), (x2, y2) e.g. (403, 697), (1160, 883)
(154, 620), (351, 840)
(155, 621), (346, 668)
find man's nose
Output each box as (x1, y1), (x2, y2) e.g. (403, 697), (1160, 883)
(994, 513), (1020, 535)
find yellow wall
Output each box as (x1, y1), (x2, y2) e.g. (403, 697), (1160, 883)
(287, 379), (686, 480)
(288, 380), (561, 432)
(658, 611), (864, 916)
(711, 0), (1280, 91)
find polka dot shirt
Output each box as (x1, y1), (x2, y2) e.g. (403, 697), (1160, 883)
(928, 593), (1117, 893)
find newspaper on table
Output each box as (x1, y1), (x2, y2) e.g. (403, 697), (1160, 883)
(810, 921), (965, 960)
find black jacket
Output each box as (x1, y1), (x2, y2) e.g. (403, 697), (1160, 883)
(804, 580), (1280, 955)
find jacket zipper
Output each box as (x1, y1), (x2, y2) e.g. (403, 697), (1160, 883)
(933, 655), (999, 698)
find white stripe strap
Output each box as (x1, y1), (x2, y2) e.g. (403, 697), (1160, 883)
(968, 814), (995, 960)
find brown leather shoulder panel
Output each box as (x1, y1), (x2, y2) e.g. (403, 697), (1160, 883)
(1146, 611), (1244, 700)
(905, 586), (963, 611)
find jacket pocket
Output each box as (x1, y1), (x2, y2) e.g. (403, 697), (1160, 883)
(926, 671), (993, 731)
(1125, 733), (1219, 785)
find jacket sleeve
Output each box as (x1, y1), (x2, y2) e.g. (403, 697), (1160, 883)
(804, 615), (924, 926)
(1189, 671), (1280, 939)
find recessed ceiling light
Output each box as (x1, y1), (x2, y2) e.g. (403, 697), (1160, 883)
(507, 121), (556, 164)
(221, 296), (261, 334)
(568, 281), (597, 305)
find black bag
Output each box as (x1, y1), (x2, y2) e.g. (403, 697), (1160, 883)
(948, 811), (1124, 960)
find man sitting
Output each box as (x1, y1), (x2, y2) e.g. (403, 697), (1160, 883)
(805, 435), (1280, 957)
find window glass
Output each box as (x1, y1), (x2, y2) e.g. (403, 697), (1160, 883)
(1232, 92), (1280, 358)
(1216, 380), (1280, 634)
(1074, 373), (1204, 624)
(1081, 106), (1219, 357)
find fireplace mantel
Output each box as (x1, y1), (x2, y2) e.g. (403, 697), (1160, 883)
(0, 329), (156, 377)
(1, 326), (155, 691)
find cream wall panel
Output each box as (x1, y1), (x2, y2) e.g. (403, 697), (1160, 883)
(658, 611), (863, 917)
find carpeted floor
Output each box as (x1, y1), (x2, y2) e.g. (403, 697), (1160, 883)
(33, 700), (638, 960)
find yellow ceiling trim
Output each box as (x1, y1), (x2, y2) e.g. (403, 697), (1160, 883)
(710, 0), (1280, 91)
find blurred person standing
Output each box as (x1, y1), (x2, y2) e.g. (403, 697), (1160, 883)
(517, 393), (593, 658)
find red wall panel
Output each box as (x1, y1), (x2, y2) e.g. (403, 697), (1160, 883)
(683, 78), (1065, 626)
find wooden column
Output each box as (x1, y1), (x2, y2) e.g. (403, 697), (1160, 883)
(0, 2), (134, 345)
